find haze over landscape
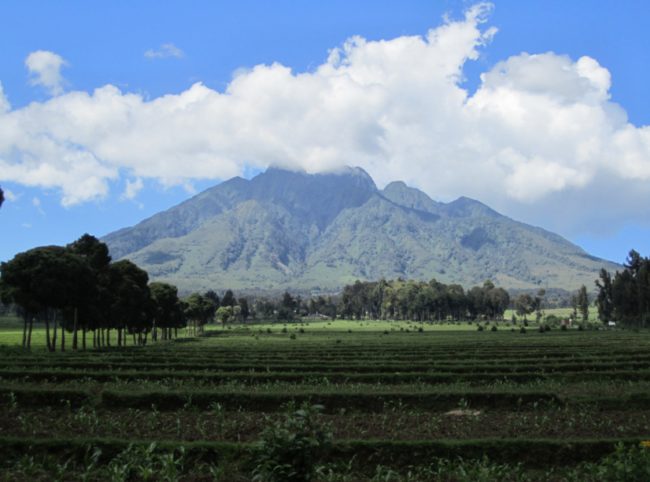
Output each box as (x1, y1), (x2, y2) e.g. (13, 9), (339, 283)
(1, 0), (650, 270)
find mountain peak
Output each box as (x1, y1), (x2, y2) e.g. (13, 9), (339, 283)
(382, 181), (441, 214)
(447, 196), (499, 218)
(103, 165), (620, 293)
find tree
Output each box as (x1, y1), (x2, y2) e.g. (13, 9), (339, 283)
(150, 282), (184, 341)
(107, 260), (151, 346)
(0, 186), (4, 208)
(514, 294), (534, 321)
(184, 293), (215, 335)
(221, 289), (236, 307)
(238, 297), (250, 321)
(577, 285), (589, 322)
(595, 269), (614, 323)
(66, 234), (112, 349)
(0, 246), (94, 351)
(216, 305), (233, 326)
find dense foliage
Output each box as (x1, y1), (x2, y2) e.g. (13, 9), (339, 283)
(338, 279), (510, 321)
(596, 250), (650, 328)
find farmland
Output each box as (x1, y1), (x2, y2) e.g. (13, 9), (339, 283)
(1, 322), (650, 480)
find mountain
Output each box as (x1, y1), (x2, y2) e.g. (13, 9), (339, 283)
(103, 167), (620, 293)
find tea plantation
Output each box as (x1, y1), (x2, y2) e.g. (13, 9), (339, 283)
(1, 323), (650, 481)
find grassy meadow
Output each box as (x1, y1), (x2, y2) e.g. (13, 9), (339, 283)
(0, 316), (649, 480)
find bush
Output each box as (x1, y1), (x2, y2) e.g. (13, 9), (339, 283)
(289, 334), (296, 340)
(252, 403), (332, 482)
(520, 327), (526, 334)
(568, 442), (650, 481)
(490, 325), (498, 332)
(545, 314), (560, 324)
(477, 325), (484, 332)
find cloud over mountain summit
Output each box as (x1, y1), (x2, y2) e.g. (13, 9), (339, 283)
(0, 3), (649, 235)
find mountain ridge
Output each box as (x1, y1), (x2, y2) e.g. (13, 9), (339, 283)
(103, 167), (620, 293)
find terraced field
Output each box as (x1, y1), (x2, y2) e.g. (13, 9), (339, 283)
(1, 326), (650, 480)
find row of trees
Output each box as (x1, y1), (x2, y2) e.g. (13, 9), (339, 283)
(596, 250), (650, 327)
(0, 234), (185, 350)
(338, 279), (510, 321)
(0, 234), (262, 350)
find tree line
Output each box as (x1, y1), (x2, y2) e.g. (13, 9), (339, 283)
(595, 250), (650, 328)
(0, 234), (254, 350)
(338, 278), (510, 321)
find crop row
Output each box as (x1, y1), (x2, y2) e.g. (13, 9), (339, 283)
(3, 386), (649, 411)
(0, 435), (644, 468)
(4, 367), (650, 385)
(2, 359), (649, 375)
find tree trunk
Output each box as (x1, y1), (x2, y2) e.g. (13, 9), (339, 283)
(44, 314), (51, 351)
(61, 322), (65, 352)
(27, 318), (34, 349)
(107, 329), (111, 347)
(22, 316), (28, 349)
(72, 308), (78, 351)
(51, 312), (58, 352)
(82, 327), (87, 351)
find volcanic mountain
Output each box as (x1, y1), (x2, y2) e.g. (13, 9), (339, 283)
(103, 167), (619, 293)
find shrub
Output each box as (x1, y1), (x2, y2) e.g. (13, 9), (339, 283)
(545, 314), (560, 324)
(477, 325), (484, 332)
(520, 327), (526, 334)
(490, 325), (498, 332)
(252, 403), (332, 482)
(568, 442), (650, 482)
(289, 334), (296, 340)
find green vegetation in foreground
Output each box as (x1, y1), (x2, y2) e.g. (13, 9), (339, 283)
(1, 328), (650, 480)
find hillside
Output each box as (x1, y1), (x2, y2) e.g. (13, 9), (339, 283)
(103, 167), (620, 293)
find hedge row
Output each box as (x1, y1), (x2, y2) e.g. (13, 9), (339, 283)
(4, 367), (650, 385)
(4, 359), (649, 374)
(0, 435), (643, 468)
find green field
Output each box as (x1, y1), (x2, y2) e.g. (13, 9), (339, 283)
(0, 324), (649, 480)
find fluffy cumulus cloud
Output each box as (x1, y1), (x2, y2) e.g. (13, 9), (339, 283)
(25, 50), (67, 96)
(1, 3), (650, 234)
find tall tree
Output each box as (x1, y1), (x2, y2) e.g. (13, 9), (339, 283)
(577, 285), (589, 322)
(0, 246), (93, 351)
(595, 269), (614, 323)
(221, 289), (236, 307)
(150, 282), (184, 341)
(107, 260), (151, 346)
(66, 234), (112, 349)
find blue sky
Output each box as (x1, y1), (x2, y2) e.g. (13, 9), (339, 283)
(1, 0), (649, 266)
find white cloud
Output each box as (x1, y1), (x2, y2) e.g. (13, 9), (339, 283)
(144, 43), (184, 59)
(0, 82), (10, 112)
(25, 50), (67, 96)
(121, 177), (144, 200)
(1, 3), (650, 236)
